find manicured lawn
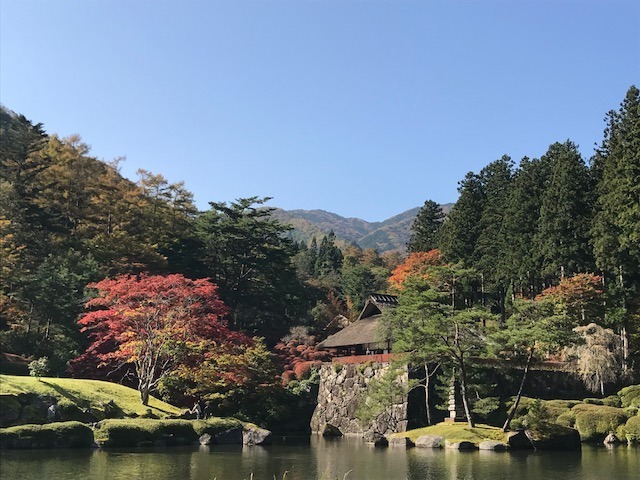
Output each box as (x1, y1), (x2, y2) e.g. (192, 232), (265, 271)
(0, 374), (183, 418)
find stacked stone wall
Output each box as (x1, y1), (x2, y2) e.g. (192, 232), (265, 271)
(310, 362), (408, 437)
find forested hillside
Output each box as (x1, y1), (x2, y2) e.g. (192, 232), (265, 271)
(0, 85), (638, 428)
(271, 204), (453, 253)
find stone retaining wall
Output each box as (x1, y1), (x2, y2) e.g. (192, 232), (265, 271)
(310, 362), (408, 437)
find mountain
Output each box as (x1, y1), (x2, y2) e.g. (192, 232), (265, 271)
(271, 204), (453, 253)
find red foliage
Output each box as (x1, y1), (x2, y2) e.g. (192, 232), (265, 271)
(293, 361), (313, 379)
(272, 337), (335, 385)
(69, 274), (250, 384)
(388, 249), (444, 291)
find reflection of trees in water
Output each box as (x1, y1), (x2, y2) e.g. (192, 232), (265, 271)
(1, 440), (637, 480)
(312, 435), (408, 480)
(406, 447), (588, 480)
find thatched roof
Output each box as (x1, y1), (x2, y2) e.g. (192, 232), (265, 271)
(358, 293), (398, 320)
(317, 293), (397, 349)
(317, 314), (387, 348)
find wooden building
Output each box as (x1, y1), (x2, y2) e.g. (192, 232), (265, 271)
(317, 293), (397, 357)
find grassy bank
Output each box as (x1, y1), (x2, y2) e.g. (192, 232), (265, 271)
(0, 374), (183, 424)
(392, 422), (508, 445)
(93, 417), (244, 447)
(0, 421), (94, 449)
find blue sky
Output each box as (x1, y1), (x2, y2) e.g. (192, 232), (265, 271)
(1, 0), (638, 222)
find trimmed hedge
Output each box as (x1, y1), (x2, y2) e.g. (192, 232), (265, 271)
(618, 385), (640, 408)
(571, 404), (630, 442)
(624, 415), (640, 444)
(192, 417), (243, 436)
(94, 419), (198, 447)
(93, 418), (244, 447)
(0, 421), (94, 449)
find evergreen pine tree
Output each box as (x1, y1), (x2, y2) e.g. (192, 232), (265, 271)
(534, 141), (594, 282)
(407, 200), (445, 253)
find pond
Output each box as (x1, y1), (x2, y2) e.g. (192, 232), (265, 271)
(1, 436), (638, 480)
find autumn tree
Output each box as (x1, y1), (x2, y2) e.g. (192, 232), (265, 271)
(536, 273), (604, 325)
(163, 337), (282, 422)
(74, 274), (243, 405)
(569, 323), (622, 396)
(388, 250), (443, 292)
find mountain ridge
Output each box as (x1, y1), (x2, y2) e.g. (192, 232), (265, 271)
(271, 203), (453, 253)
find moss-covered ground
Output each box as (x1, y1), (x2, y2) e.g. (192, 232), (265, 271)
(392, 422), (508, 445)
(0, 374), (183, 419)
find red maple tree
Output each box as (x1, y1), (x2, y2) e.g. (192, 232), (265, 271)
(72, 274), (249, 405)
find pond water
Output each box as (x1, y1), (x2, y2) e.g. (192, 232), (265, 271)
(1, 436), (638, 480)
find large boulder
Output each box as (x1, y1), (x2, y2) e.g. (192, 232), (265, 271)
(414, 435), (444, 448)
(507, 430), (533, 449)
(321, 423), (343, 437)
(478, 440), (508, 451)
(445, 440), (476, 450)
(242, 425), (272, 446)
(603, 433), (620, 445)
(214, 427), (243, 444)
(387, 436), (414, 447)
(525, 424), (581, 450)
(363, 431), (388, 447)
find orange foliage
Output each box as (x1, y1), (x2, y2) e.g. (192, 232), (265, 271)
(388, 249), (444, 291)
(536, 273), (604, 323)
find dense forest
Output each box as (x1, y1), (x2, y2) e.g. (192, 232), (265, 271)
(0, 85), (638, 429)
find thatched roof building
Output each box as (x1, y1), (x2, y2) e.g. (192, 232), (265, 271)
(318, 293), (397, 355)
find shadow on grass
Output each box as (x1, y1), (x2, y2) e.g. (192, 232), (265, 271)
(41, 381), (89, 408)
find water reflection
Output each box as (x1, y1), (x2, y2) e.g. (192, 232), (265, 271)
(0, 437), (638, 480)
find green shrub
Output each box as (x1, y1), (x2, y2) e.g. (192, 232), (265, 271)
(543, 400), (580, 419)
(522, 399), (552, 430)
(508, 397), (578, 421)
(0, 421), (94, 449)
(572, 404), (630, 442)
(583, 398), (603, 405)
(625, 407), (639, 417)
(192, 418), (243, 437)
(624, 416), (640, 444)
(556, 411), (576, 428)
(602, 395), (622, 408)
(94, 419), (199, 447)
(618, 385), (640, 408)
(57, 398), (81, 418)
(28, 357), (50, 380)
(0, 395), (22, 427)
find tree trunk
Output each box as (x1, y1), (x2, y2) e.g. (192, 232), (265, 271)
(424, 363), (432, 426)
(458, 356), (475, 428)
(503, 347), (534, 432)
(619, 266), (629, 374)
(139, 379), (150, 406)
(621, 325), (629, 374)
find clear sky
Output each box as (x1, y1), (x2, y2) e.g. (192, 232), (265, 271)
(1, 0), (638, 222)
